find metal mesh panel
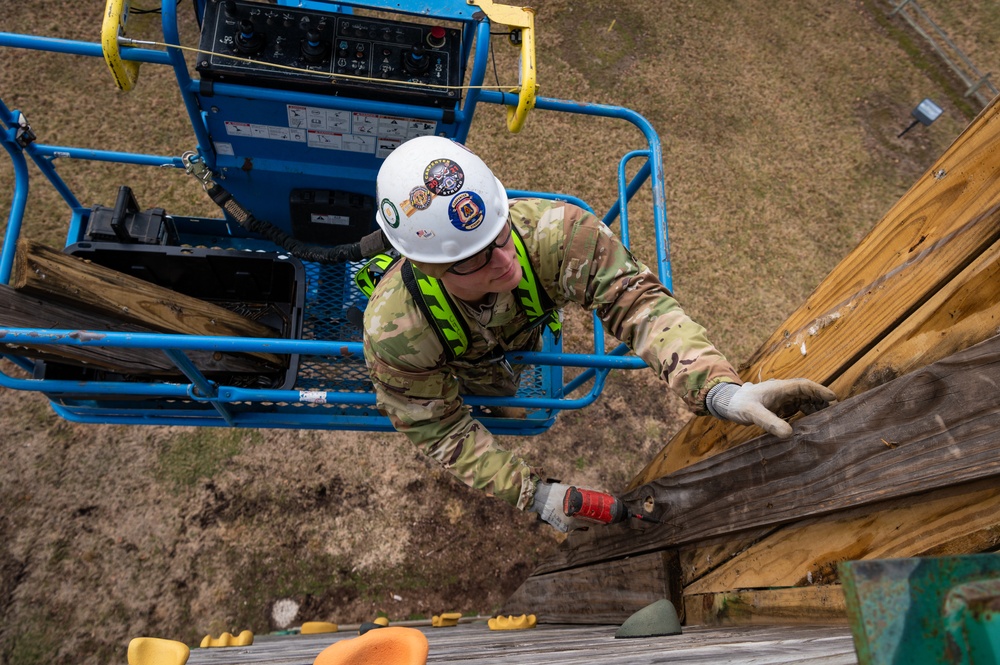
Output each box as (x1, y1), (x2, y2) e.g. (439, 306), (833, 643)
(295, 260), (371, 392)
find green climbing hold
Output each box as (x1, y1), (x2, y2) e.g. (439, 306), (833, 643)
(614, 599), (682, 639)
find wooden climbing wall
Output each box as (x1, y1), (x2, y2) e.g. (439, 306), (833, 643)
(504, 94), (1000, 626)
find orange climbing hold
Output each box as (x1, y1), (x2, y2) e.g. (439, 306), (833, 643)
(127, 637), (190, 665)
(313, 626), (428, 665)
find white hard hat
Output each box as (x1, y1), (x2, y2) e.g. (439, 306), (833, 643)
(374, 136), (509, 264)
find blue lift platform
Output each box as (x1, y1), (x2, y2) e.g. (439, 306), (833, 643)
(0, 0), (672, 434)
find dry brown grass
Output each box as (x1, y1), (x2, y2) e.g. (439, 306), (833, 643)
(1, 1), (998, 663)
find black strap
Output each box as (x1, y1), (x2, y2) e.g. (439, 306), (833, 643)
(400, 261), (470, 363)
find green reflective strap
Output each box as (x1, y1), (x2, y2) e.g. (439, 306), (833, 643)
(511, 231), (544, 319)
(412, 268), (470, 358)
(354, 253), (397, 297)
(511, 230), (561, 341)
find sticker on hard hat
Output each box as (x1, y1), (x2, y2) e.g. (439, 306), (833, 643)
(399, 185), (434, 217)
(409, 186), (433, 210)
(424, 159), (465, 196)
(379, 199), (400, 228)
(448, 191), (486, 232)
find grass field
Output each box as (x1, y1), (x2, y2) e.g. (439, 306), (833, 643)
(1, 1), (998, 663)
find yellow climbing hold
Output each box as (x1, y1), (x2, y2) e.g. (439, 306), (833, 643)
(488, 614), (537, 631)
(314, 626), (428, 665)
(127, 637), (190, 665)
(374, 616), (390, 626)
(199, 630), (253, 647)
(301, 621), (339, 634)
(430, 612), (461, 627)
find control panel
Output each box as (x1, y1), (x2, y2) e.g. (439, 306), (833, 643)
(196, 0), (464, 107)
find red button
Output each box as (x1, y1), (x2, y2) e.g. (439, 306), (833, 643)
(427, 26), (446, 47)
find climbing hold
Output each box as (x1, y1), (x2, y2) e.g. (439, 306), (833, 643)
(488, 614), (537, 631)
(313, 626), (428, 665)
(199, 630), (254, 647)
(301, 621), (339, 635)
(374, 616), (390, 626)
(614, 599), (682, 638)
(127, 637), (190, 665)
(430, 612), (462, 627)
(358, 622), (384, 636)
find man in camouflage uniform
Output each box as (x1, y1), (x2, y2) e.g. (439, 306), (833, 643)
(363, 137), (836, 532)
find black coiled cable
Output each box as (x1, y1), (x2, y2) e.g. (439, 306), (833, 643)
(206, 184), (390, 264)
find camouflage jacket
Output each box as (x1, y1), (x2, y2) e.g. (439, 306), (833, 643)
(362, 199), (740, 510)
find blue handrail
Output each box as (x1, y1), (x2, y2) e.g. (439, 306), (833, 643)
(0, 1), (671, 432)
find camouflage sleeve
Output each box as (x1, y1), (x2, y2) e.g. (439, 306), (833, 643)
(362, 274), (538, 510)
(526, 201), (741, 412)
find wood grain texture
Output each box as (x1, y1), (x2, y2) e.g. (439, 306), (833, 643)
(630, 96), (1000, 488)
(182, 623), (858, 665)
(678, 526), (778, 587)
(11, 239), (283, 366)
(501, 551), (681, 624)
(532, 335), (1000, 574)
(684, 478), (1000, 594)
(0, 284), (274, 375)
(684, 587), (847, 627)
(831, 235), (1000, 399)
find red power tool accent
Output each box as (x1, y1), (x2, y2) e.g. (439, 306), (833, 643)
(562, 486), (629, 525)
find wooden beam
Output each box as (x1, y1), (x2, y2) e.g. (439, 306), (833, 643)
(0, 284), (276, 376)
(684, 586), (847, 627)
(501, 551), (682, 625)
(684, 477), (1000, 594)
(679, 526), (778, 587)
(532, 335), (1000, 574)
(630, 96), (1000, 488)
(832, 234), (1000, 400)
(11, 240), (284, 366)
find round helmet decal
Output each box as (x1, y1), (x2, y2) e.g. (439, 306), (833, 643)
(423, 159), (465, 196)
(379, 198), (400, 228)
(448, 191), (486, 232)
(409, 186), (433, 210)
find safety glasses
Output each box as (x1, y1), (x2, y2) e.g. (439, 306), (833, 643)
(446, 220), (513, 275)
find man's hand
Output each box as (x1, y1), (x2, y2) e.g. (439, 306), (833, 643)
(706, 379), (837, 438)
(530, 481), (591, 533)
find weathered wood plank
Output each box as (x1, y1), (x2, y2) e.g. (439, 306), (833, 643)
(832, 234), (1000, 399)
(532, 335), (1000, 574)
(0, 284), (275, 375)
(501, 551), (681, 624)
(630, 96), (1000, 487)
(183, 624), (858, 665)
(685, 477), (1000, 594)
(684, 586), (847, 627)
(679, 526), (778, 587)
(11, 240), (283, 366)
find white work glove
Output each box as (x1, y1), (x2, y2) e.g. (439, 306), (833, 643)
(706, 379), (837, 439)
(530, 481), (591, 533)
